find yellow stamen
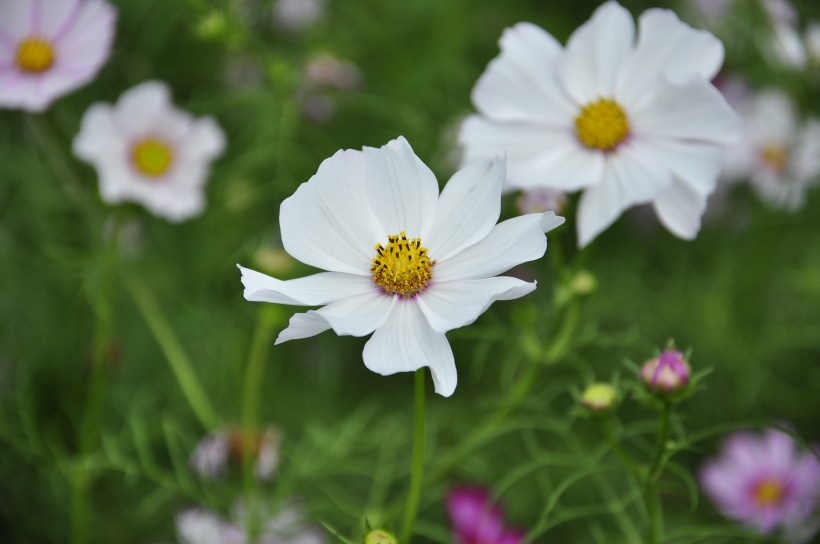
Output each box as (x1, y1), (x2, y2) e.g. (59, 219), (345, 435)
(575, 98), (630, 151)
(132, 138), (174, 177)
(16, 37), (55, 73)
(371, 231), (434, 296)
(753, 478), (785, 507)
(761, 145), (789, 172)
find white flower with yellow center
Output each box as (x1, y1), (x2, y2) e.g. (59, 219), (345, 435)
(0, 0), (116, 112)
(459, 1), (743, 247)
(723, 89), (820, 211)
(73, 81), (226, 222)
(238, 137), (564, 397)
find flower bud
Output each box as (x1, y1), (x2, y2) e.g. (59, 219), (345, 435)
(364, 530), (397, 544)
(580, 383), (618, 412)
(641, 350), (690, 393)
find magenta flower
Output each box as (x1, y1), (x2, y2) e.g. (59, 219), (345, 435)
(700, 429), (820, 541)
(447, 486), (524, 544)
(0, 0), (117, 112)
(641, 350), (690, 393)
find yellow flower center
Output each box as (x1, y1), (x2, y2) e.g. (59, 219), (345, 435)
(371, 231), (434, 296)
(16, 37), (55, 73)
(761, 144), (789, 172)
(131, 138), (174, 177)
(575, 98), (630, 151)
(753, 478), (785, 507)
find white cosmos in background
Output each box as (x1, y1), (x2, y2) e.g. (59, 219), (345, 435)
(73, 81), (225, 222)
(0, 0), (117, 112)
(459, 1), (742, 247)
(723, 90), (820, 211)
(239, 137), (564, 397)
(175, 504), (324, 544)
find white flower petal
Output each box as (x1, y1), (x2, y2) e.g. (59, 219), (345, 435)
(362, 301), (457, 397)
(576, 150), (672, 247)
(558, 1), (635, 104)
(435, 212), (563, 281)
(417, 276), (536, 334)
(793, 120), (820, 180)
(275, 311), (332, 345)
(472, 22), (575, 124)
(364, 136), (439, 239)
(632, 77), (743, 147)
(458, 116), (603, 191)
(280, 148), (384, 275)
(425, 157), (505, 262)
(115, 81), (173, 137)
(316, 289), (397, 337)
(72, 103), (123, 161)
(636, 138), (725, 196)
(184, 116), (226, 160)
(653, 181), (706, 239)
(576, 166), (623, 248)
(615, 8), (723, 108)
(238, 265), (375, 306)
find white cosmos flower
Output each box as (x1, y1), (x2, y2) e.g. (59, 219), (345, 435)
(73, 81), (225, 222)
(459, 1), (743, 247)
(723, 90), (820, 211)
(238, 137), (564, 397)
(0, 0), (116, 112)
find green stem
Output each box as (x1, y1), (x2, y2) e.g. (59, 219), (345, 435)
(240, 313), (275, 540)
(401, 368), (426, 543)
(123, 271), (220, 429)
(599, 419), (643, 480)
(71, 218), (121, 544)
(644, 402), (671, 544)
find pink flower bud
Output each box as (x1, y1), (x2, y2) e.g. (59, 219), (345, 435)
(641, 350), (690, 392)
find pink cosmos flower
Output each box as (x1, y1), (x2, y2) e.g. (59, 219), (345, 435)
(0, 0), (117, 112)
(447, 486), (524, 544)
(700, 429), (820, 541)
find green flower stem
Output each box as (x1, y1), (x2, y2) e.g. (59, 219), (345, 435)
(70, 218), (122, 544)
(240, 313), (276, 540)
(644, 402), (672, 544)
(599, 419), (643, 480)
(123, 271), (220, 429)
(401, 368), (427, 543)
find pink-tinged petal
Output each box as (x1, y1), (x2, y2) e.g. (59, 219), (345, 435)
(632, 77), (743, 147)
(0, 71), (53, 112)
(280, 148), (384, 275)
(417, 277), (535, 334)
(36, 0), (81, 38)
(425, 157), (505, 262)
(471, 22), (574, 124)
(238, 266), (375, 306)
(0, 1), (31, 43)
(362, 300), (456, 397)
(435, 212), (563, 281)
(615, 8), (724, 109)
(652, 180), (707, 240)
(634, 138), (724, 197)
(363, 136), (439, 239)
(316, 289), (396, 337)
(497, 529), (525, 544)
(558, 1), (635, 105)
(275, 311), (332, 345)
(447, 487), (505, 543)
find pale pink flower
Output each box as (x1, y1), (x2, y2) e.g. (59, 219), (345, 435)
(700, 429), (820, 541)
(0, 0), (116, 112)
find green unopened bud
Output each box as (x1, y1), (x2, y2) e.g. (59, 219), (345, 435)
(570, 269), (597, 296)
(195, 11), (229, 41)
(365, 530), (397, 544)
(580, 383), (618, 412)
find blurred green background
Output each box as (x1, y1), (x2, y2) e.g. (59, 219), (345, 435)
(1, 0), (819, 542)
